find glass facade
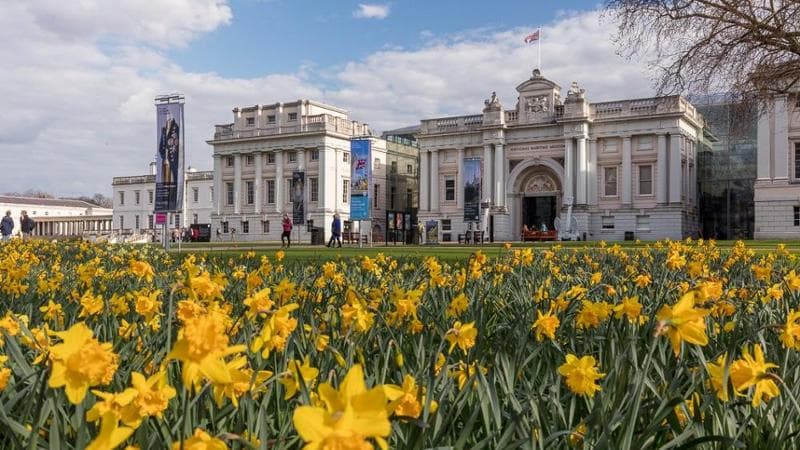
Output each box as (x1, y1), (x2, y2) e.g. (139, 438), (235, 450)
(696, 101), (757, 239)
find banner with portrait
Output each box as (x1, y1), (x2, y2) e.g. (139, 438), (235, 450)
(155, 101), (184, 212)
(350, 139), (371, 221)
(425, 220), (439, 245)
(292, 171), (305, 225)
(463, 158), (482, 221)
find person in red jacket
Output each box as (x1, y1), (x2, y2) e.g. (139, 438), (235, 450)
(281, 213), (293, 248)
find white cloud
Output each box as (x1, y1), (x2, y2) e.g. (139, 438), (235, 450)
(353, 3), (390, 20)
(0, 4), (655, 197)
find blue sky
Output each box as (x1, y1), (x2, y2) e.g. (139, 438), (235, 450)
(1, 0), (655, 196)
(172, 0), (602, 79)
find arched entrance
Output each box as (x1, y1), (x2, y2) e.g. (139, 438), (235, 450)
(507, 158), (564, 239)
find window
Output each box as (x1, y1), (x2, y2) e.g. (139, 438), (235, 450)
(795, 206), (800, 226)
(225, 155), (234, 167)
(267, 115), (276, 124)
(310, 177), (319, 202)
(603, 167), (618, 197)
(636, 215), (650, 231)
(343, 179), (349, 203)
(118, 191), (125, 206)
(288, 112), (297, 121)
(246, 154), (254, 165)
(286, 179), (293, 203)
(226, 182), (234, 206)
(193, 213), (198, 224)
(134, 215), (140, 230)
(241, 221), (249, 233)
(266, 180), (276, 204)
(209, 187), (214, 203)
(246, 117), (255, 127)
(174, 214), (181, 227)
(374, 158), (381, 170)
(390, 187), (396, 210)
(445, 178), (456, 201)
(374, 184), (380, 208)
(602, 216), (615, 230)
(134, 191), (140, 205)
(148, 190), (153, 204)
(267, 152), (276, 164)
(192, 187), (199, 203)
(638, 165), (653, 195)
(441, 220), (452, 231)
(391, 161), (397, 173)
(288, 152), (297, 163)
(246, 181), (254, 205)
(262, 220), (270, 233)
(407, 164), (413, 174)
(343, 152), (349, 163)
(794, 143), (800, 179)
(119, 216), (124, 229)
(407, 188), (413, 207)
(222, 221), (229, 233)
(148, 215), (154, 229)
(311, 149), (319, 161)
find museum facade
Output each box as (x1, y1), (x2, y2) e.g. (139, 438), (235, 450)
(416, 70), (710, 242)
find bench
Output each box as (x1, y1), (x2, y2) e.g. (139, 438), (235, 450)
(521, 230), (557, 241)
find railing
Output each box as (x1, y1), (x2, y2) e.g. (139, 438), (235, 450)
(590, 96), (692, 120)
(213, 114), (370, 140)
(420, 114), (484, 134)
(505, 110), (518, 123)
(112, 175), (155, 185)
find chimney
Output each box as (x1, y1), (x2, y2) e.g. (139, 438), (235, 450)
(149, 161), (157, 175)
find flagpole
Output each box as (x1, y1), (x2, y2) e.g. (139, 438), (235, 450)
(537, 28), (542, 70)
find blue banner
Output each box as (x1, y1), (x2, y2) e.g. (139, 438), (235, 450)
(350, 139), (371, 220)
(463, 158), (482, 221)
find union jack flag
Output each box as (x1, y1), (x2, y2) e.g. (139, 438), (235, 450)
(356, 159), (367, 170)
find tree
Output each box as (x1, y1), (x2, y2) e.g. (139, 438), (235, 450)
(605, 0), (800, 99)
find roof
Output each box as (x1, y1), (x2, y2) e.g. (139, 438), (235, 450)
(0, 195), (100, 208)
(382, 124), (421, 137)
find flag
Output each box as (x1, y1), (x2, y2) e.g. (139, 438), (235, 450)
(524, 30), (540, 44)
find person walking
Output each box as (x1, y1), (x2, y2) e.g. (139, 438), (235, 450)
(281, 213), (293, 248)
(20, 210), (34, 241)
(327, 213), (342, 248)
(1, 211), (13, 242)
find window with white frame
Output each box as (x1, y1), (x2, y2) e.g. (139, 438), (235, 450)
(148, 215), (154, 229)
(192, 187), (199, 203)
(246, 154), (254, 165)
(267, 152), (275, 164)
(342, 179), (349, 203)
(225, 156), (234, 167)
(374, 184), (380, 208)
(209, 187), (213, 203)
(134, 215), (140, 230)
(241, 221), (249, 233)
(794, 143), (800, 180)
(286, 179), (293, 203)
(119, 191), (125, 206)
(636, 215), (650, 231)
(288, 151), (296, 163)
(262, 220), (270, 233)
(193, 213), (198, 224)
(134, 190), (140, 205)
(343, 152), (349, 163)
(288, 112), (297, 121)
(445, 177), (456, 201)
(267, 115), (276, 124)
(603, 167), (618, 196)
(266, 180), (276, 204)
(311, 149), (319, 161)
(222, 221), (229, 233)
(148, 190), (153, 204)
(601, 216), (615, 229)
(638, 165), (653, 195)
(246, 181), (254, 205)
(226, 182), (234, 206)
(407, 164), (413, 174)
(119, 215), (124, 229)
(246, 117), (255, 127)
(310, 177), (318, 202)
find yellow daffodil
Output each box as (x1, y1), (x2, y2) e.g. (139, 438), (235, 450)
(729, 344), (780, 407)
(655, 291), (709, 356)
(558, 354), (604, 398)
(445, 321), (477, 353)
(48, 322), (119, 404)
(172, 428), (228, 450)
(532, 310), (559, 341)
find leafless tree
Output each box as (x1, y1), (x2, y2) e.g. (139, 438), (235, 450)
(605, 0), (800, 100)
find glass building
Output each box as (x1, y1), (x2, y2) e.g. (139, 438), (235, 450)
(696, 100), (757, 239)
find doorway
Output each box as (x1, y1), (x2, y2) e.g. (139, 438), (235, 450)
(522, 196), (557, 231)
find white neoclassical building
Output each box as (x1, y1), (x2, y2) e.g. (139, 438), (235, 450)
(754, 88), (800, 238)
(0, 196), (112, 238)
(416, 69), (708, 241)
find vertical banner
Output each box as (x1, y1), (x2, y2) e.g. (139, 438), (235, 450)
(350, 139), (371, 221)
(155, 100), (184, 212)
(463, 158), (482, 221)
(425, 220), (439, 245)
(292, 171), (305, 225)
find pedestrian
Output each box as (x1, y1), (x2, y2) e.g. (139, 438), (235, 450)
(216, 228), (221, 241)
(1, 210), (13, 242)
(327, 213), (342, 248)
(281, 213), (293, 248)
(20, 210), (35, 241)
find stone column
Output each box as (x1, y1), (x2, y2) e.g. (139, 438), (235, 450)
(319, 146), (328, 213)
(656, 134), (668, 203)
(420, 150), (429, 211)
(254, 151), (262, 214)
(774, 95), (789, 180)
(213, 155), (222, 214)
(588, 139), (598, 205)
(563, 138), (573, 206)
(757, 100), (772, 181)
(456, 147), (465, 209)
(275, 150), (284, 213)
(621, 136), (632, 205)
(430, 149), (440, 211)
(233, 153), (242, 214)
(669, 134), (682, 203)
(483, 144), (493, 204)
(576, 137), (587, 205)
(494, 143), (505, 207)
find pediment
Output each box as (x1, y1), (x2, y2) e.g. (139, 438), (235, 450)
(516, 69), (561, 95)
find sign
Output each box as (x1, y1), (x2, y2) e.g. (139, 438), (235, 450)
(463, 158), (482, 221)
(155, 99), (184, 212)
(350, 139), (371, 220)
(425, 220), (439, 245)
(292, 171), (305, 225)
(155, 213), (167, 225)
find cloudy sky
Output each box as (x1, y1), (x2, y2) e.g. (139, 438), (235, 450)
(0, 0), (656, 197)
